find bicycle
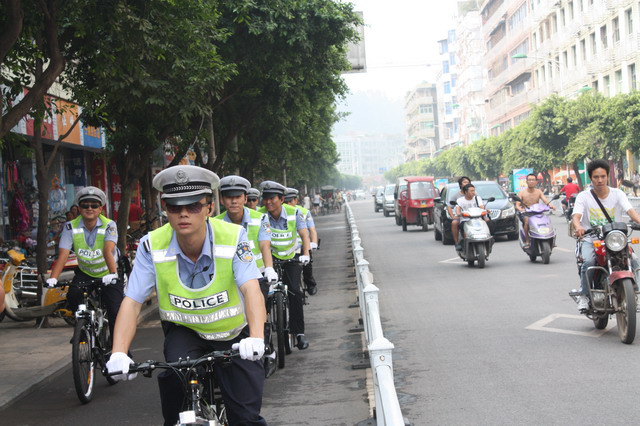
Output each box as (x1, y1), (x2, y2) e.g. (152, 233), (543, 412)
(55, 277), (121, 403)
(109, 350), (239, 425)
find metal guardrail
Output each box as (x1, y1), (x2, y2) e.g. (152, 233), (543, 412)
(343, 198), (405, 426)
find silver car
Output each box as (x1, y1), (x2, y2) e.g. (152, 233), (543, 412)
(382, 184), (395, 217)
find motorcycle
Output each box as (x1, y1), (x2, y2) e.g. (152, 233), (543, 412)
(450, 197), (495, 268)
(569, 222), (640, 344)
(564, 194), (577, 222)
(510, 194), (559, 264)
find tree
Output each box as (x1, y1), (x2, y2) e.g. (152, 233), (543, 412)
(65, 0), (233, 251)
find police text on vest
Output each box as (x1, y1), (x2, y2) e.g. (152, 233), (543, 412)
(169, 291), (229, 310)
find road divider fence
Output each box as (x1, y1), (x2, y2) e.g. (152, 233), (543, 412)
(343, 198), (406, 426)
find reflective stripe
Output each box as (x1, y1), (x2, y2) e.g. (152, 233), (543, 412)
(160, 306), (243, 324)
(84, 257), (107, 265)
(151, 250), (177, 263)
(215, 245), (236, 259)
(83, 265), (108, 274)
(271, 240), (290, 246)
(72, 228), (84, 234)
(254, 253), (262, 260)
(97, 229), (106, 235)
(196, 325), (247, 341)
(277, 246), (297, 257)
(249, 219), (262, 226)
(248, 240), (256, 250)
(287, 215), (297, 221)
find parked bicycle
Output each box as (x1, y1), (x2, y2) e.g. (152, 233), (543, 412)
(109, 350), (240, 425)
(54, 277), (122, 403)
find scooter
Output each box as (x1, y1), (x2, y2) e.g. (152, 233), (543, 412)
(564, 194), (576, 222)
(511, 194), (559, 264)
(450, 197), (495, 268)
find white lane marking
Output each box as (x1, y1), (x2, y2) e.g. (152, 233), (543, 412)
(525, 313), (615, 337)
(439, 256), (465, 264)
(554, 247), (573, 253)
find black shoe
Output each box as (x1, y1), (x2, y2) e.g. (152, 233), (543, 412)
(455, 243), (462, 251)
(296, 335), (309, 350)
(264, 356), (277, 378)
(307, 285), (318, 296)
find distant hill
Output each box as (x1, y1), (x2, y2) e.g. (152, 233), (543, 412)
(333, 91), (405, 135)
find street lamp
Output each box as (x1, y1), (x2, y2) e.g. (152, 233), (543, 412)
(512, 53), (563, 94)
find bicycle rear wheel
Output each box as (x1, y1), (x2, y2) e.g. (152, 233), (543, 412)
(274, 292), (286, 367)
(72, 318), (95, 403)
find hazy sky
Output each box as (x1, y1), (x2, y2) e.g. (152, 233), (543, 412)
(342, 0), (459, 100)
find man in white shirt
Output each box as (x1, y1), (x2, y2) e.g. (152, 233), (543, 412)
(454, 183), (486, 250)
(572, 159), (640, 311)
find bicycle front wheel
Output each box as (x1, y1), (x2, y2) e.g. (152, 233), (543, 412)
(274, 292), (286, 368)
(72, 318), (96, 403)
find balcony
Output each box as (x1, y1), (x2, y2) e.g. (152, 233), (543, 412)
(486, 89), (536, 124)
(485, 51), (534, 97)
(483, 0), (509, 40)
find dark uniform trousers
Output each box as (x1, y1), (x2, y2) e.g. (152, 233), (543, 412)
(67, 268), (124, 339)
(302, 251), (317, 291)
(281, 257), (305, 335)
(158, 322), (267, 426)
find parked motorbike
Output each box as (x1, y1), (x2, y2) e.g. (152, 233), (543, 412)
(450, 197), (495, 268)
(510, 194), (559, 264)
(569, 222), (640, 344)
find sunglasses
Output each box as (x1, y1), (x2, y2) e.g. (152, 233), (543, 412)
(79, 202), (101, 210)
(165, 202), (209, 214)
(247, 198), (258, 202)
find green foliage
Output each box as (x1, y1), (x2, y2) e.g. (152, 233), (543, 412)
(386, 90), (640, 182)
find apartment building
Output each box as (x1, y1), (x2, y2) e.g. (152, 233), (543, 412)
(335, 133), (404, 177)
(454, 2), (488, 145)
(436, 30), (461, 150)
(481, 0), (535, 134)
(530, 0), (640, 98)
(404, 83), (439, 161)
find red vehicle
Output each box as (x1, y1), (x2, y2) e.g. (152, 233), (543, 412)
(399, 177), (436, 232)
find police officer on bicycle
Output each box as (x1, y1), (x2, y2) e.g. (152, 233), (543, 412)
(46, 187), (123, 338)
(246, 188), (261, 210)
(258, 181), (311, 349)
(285, 187), (318, 296)
(215, 175), (278, 377)
(107, 165), (268, 426)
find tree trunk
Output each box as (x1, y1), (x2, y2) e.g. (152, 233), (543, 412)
(32, 126), (50, 275)
(114, 152), (147, 253)
(572, 161), (583, 188)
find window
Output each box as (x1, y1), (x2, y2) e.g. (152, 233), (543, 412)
(445, 102), (452, 114)
(592, 79), (598, 91)
(563, 50), (568, 69)
(568, 1), (574, 20)
(615, 69), (622, 94)
(577, 0), (583, 12)
(613, 17), (620, 42)
(439, 40), (448, 54)
(571, 45), (577, 68)
(580, 38), (587, 62)
(560, 8), (565, 27)
(509, 38), (529, 63)
(419, 104), (433, 114)
(443, 60), (450, 74)
(627, 8), (634, 34)
(601, 25), (608, 48)
(508, 3), (528, 31)
(552, 14), (558, 33)
(590, 32), (597, 54)
(449, 53), (456, 65)
(420, 121), (434, 130)
(629, 63), (637, 91)
(604, 75), (610, 96)
(444, 81), (451, 94)
(451, 74), (457, 88)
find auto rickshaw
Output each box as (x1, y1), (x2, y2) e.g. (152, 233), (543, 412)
(399, 176), (436, 231)
(320, 185), (338, 215)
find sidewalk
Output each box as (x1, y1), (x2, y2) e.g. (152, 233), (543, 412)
(0, 297), (158, 410)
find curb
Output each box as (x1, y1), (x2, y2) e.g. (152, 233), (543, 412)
(0, 298), (158, 411)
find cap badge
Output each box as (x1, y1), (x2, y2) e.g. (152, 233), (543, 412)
(176, 170), (189, 185)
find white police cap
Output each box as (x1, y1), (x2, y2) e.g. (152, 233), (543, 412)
(260, 180), (286, 196)
(76, 186), (107, 206)
(284, 187), (299, 201)
(247, 188), (260, 199)
(219, 175), (251, 196)
(153, 165), (219, 205)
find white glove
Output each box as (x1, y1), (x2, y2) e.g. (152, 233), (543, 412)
(45, 278), (58, 288)
(299, 255), (310, 266)
(263, 267), (278, 283)
(106, 352), (137, 381)
(310, 242), (318, 250)
(232, 337), (265, 361)
(102, 273), (118, 285)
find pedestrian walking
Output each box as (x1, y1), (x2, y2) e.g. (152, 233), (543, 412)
(633, 171), (640, 197)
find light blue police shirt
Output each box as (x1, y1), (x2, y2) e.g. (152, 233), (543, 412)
(58, 217), (118, 256)
(219, 207), (271, 241)
(125, 221), (262, 304)
(267, 206), (307, 231)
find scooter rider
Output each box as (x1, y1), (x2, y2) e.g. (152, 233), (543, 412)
(450, 176), (471, 251)
(258, 181), (312, 349)
(215, 175), (278, 377)
(516, 174), (555, 249)
(246, 188), (261, 210)
(46, 187), (123, 338)
(106, 165), (268, 426)
(284, 187), (318, 296)
(572, 159), (640, 312)
(455, 184), (488, 245)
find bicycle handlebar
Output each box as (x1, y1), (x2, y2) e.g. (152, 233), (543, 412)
(53, 277), (123, 288)
(108, 350), (240, 377)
